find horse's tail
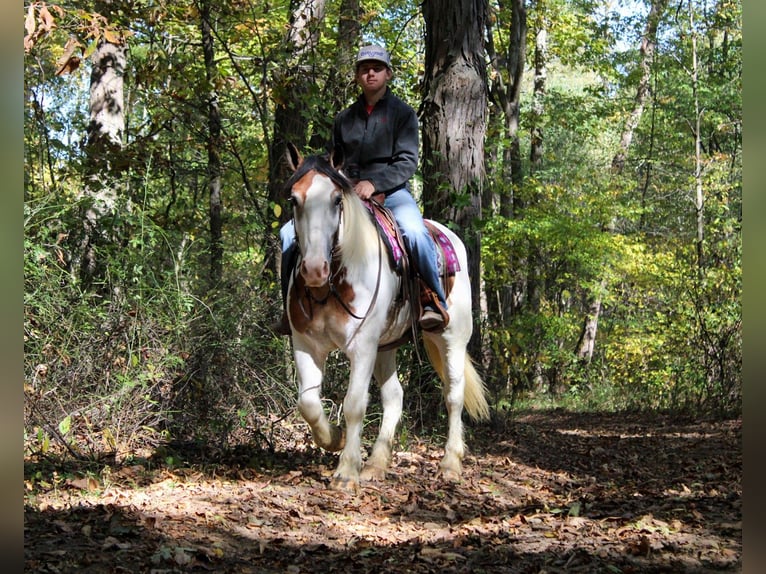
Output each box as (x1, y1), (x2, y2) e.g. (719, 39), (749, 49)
(462, 353), (490, 421)
(424, 340), (490, 422)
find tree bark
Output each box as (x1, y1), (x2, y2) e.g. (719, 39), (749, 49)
(485, 0), (527, 317)
(690, 1), (705, 274)
(200, 0), (223, 287)
(85, 40), (125, 168)
(528, 0), (547, 390)
(73, 1), (127, 287)
(529, 0), (546, 171)
(611, 0), (669, 174)
(308, 0), (360, 149)
(265, 0), (327, 276)
(421, 0), (489, 354)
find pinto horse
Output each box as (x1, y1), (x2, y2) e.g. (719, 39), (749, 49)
(283, 144), (489, 490)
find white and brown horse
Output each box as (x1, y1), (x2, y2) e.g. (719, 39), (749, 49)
(283, 144), (488, 490)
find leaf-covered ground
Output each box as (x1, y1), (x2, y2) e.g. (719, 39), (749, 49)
(24, 410), (741, 573)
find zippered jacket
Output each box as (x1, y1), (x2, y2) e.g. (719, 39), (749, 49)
(332, 87), (418, 195)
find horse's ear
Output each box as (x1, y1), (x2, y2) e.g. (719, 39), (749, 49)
(285, 142), (303, 172)
(329, 144), (344, 171)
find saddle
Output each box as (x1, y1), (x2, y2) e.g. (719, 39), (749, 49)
(363, 199), (458, 338)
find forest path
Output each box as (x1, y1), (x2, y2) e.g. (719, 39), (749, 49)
(24, 410), (741, 573)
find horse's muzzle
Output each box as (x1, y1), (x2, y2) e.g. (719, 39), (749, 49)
(300, 258), (330, 287)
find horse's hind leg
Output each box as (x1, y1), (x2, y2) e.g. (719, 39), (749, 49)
(361, 351), (403, 481)
(424, 337), (466, 481)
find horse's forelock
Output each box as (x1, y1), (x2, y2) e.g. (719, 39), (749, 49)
(284, 154), (352, 197)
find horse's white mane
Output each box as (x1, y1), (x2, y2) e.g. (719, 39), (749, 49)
(338, 191), (382, 268)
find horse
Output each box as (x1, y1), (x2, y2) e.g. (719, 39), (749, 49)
(282, 143), (489, 491)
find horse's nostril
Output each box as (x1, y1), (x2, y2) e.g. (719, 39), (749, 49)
(300, 258), (330, 286)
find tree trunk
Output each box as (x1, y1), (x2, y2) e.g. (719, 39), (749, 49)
(482, 0), (526, 388)
(265, 0), (327, 276)
(72, 4), (127, 287)
(200, 0), (223, 287)
(611, 0), (669, 173)
(85, 40), (125, 169)
(529, 0), (546, 171)
(421, 0), (488, 355)
(576, 0), (668, 363)
(485, 0), (527, 317)
(690, 1), (705, 274)
(308, 0), (360, 149)
(528, 0), (547, 391)
(575, 277), (605, 363)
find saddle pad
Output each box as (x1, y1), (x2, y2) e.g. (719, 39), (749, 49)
(363, 200), (460, 276)
(365, 201), (403, 267)
(426, 221), (461, 276)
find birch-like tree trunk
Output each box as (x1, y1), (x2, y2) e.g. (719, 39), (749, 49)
(576, 0), (669, 363)
(689, 1), (705, 273)
(611, 0), (669, 173)
(528, 0), (547, 390)
(529, 1), (546, 171)
(73, 0), (126, 287)
(485, 0), (527, 300)
(200, 0), (223, 286)
(265, 0), (327, 275)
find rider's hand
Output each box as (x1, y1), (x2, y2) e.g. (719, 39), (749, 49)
(354, 180), (375, 200)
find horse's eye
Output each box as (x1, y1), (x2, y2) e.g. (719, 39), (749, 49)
(333, 194), (342, 207)
(288, 195), (297, 207)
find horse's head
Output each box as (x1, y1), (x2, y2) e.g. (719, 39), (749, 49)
(284, 144), (353, 288)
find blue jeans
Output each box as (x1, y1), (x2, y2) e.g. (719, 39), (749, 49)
(279, 188), (448, 309)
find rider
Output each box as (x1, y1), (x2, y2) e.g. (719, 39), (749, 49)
(274, 44), (448, 334)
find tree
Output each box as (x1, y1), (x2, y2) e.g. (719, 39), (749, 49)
(266, 0), (328, 277)
(484, 0), (527, 326)
(421, 0), (489, 352)
(199, 0), (224, 286)
(575, 0), (669, 364)
(71, 2), (129, 287)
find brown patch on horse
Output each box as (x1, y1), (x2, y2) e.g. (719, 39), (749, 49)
(288, 170), (314, 206)
(288, 260), (356, 336)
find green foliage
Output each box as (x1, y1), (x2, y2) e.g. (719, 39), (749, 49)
(23, 0), (741, 468)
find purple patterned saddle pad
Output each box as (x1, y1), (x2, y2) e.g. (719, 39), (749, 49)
(364, 201), (460, 276)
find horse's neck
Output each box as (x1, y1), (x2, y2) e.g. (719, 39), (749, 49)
(338, 196), (382, 269)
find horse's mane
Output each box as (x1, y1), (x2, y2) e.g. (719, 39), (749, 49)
(284, 154), (380, 268)
(338, 182), (381, 269)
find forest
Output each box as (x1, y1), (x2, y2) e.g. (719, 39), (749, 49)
(24, 1), (741, 571)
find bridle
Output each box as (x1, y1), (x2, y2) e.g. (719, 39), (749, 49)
(291, 187), (385, 339)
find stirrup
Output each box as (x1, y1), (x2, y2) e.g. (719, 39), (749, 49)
(418, 278), (449, 331)
(419, 308), (447, 331)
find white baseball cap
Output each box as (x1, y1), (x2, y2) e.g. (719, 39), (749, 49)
(356, 45), (391, 68)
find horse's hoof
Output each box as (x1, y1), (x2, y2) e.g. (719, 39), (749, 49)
(439, 467), (462, 483)
(360, 464), (386, 482)
(330, 476), (360, 493)
(326, 426), (346, 452)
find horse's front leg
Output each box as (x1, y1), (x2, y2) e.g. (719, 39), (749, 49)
(360, 350), (403, 482)
(295, 347), (345, 452)
(331, 351), (376, 491)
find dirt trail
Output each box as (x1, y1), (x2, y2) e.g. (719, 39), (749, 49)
(24, 411), (741, 573)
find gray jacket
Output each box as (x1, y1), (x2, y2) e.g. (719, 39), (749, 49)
(332, 88), (418, 195)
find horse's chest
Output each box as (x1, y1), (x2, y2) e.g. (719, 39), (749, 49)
(288, 286), (352, 336)
(288, 273), (407, 345)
